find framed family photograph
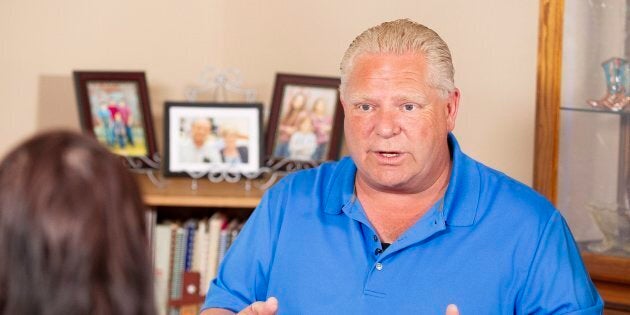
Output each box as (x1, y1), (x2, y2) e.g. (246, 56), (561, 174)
(266, 73), (344, 165)
(73, 71), (158, 168)
(164, 102), (263, 176)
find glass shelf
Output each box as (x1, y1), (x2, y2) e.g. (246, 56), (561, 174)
(561, 106), (630, 116)
(558, 104), (629, 258)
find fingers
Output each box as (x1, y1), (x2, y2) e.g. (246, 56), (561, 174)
(260, 297), (278, 313)
(239, 297), (279, 315)
(446, 304), (459, 315)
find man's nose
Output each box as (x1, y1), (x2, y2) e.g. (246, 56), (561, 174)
(374, 109), (401, 138)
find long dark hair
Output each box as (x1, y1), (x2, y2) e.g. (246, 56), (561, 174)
(0, 130), (156, 315)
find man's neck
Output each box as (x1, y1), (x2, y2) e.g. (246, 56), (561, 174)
(355, 162), (451, 243)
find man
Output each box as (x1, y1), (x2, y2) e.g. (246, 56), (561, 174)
(96, 102), (114, 147)
(201, 19), (602, 314)
(117, 100), (135, 146)
(179, 118), (222, 164)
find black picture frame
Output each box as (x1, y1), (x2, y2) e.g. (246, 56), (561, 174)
(266, 73), (344, 166)
(73, 71), (158, 168)
(163, 102), (263, 177)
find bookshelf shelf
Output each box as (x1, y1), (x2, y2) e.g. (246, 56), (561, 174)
(137, 174), (264, 208)
(582, 253), (630, 312)
(139, 173), (263, 314)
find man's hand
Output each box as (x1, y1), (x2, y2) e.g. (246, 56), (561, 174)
(238, 297), (278, 315)
(205, 298), (452, 314)
(446, 304), (459, 315)
(199, 297), (278, 315)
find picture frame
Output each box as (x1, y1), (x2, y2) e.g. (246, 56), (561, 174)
(73, 71), (158, 168)
(163, 102), (263, 177)
(266, 73), (344, 165)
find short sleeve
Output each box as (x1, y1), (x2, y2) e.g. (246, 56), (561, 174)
(200, 190), (276, 312)
(517, 211), (604, 314)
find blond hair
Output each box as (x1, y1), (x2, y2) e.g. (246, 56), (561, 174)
(340, 19), (455, 98)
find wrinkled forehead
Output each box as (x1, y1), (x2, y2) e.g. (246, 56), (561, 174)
(344, 88), (432, 104)
(344, 54), (434, 94)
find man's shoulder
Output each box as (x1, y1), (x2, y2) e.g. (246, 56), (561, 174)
(274, 157), (352, 190)
(264, 157), (354, 208)
(449, 135), (556, 221)
(469, 156), (558, 223)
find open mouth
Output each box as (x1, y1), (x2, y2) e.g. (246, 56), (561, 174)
(376, 151), (402, 158)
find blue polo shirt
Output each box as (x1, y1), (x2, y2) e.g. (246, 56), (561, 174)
(202, 135), (603, 314)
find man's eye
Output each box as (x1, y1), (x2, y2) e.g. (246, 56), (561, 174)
(358, 104), (373, 112)
(402, 104), (417, 111)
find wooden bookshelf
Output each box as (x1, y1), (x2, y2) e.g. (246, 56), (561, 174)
(138, 173), (264, 314)
(534, 1), (630, 313)
(138, 174), (630, 312)
(582, 253), (630, 313)
(136, 174), (264, 208)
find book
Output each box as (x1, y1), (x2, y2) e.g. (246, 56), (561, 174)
(220, 219), (240, 262)
(217, 222), (229, 265)
(146, 208), (157, 260)
(228, 219), (241, 249)
(192, 219), (211, 295)
(154, 224), (173, 315)
(169, 226), (187, 315)
(205, 213), (226, 288)
(183, 220), (197, 272)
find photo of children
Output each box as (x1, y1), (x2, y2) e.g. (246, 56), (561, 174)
(166, 104), (261, 175)
(310, 97), (333, 161)
(273, 85), (337, 162)
(274, 92), (308, 157)
(86, 81), (148, 157)
(288, 116), (317, 161)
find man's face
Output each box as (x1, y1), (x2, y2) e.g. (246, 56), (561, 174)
(191, 120), (211, 147)
(341, 53), (459, 193)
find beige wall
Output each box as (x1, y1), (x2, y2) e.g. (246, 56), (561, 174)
(0, 0), (539, 185)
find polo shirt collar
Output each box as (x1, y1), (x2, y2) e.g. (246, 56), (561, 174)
(443, 133), (479, 227)
(322, 133), (480, 227)
(323, 157), (356, 215)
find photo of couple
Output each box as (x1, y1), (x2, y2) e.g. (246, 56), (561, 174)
(177, 117), (249, 166)
(165, 103), (262, 175)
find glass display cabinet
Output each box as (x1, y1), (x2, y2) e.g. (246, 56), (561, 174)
(534, 0), (630, 312)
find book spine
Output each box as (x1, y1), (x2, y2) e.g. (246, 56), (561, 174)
(154, 224), (173, 315)
(217, 228), (228, 264)
(206, 213), (225, 284)
(184, 221), (196, 272)
(168, 226), (186, 315)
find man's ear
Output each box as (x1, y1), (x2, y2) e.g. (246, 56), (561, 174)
(445, 88), (460, 132)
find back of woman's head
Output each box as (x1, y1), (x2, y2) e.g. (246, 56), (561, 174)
(0, 130), (155, 315)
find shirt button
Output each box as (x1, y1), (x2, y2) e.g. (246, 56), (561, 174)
(375, 263), (383, 271)
(373, 235), (378, 242)
(375, 248), (383, 255)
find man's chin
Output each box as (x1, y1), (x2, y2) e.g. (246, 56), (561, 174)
(359, 171), (414, 192)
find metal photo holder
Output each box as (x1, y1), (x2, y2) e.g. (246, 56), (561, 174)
(181, 67), (321, 191)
